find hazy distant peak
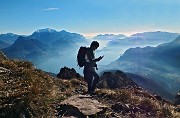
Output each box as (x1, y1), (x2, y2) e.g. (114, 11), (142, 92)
(97, 34), (126, 37)
(5, 33), (17, 36)
(59, 30), (69, 33)
(97, 34), (115, 36)
(0, 33), (18, 36)
(59, 30), (85, 38)
(35, 28), (57, 33)
(93, 34), (127, 40)
(131, 31), (179, 37)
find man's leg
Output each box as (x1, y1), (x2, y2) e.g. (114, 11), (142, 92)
(91, 70), (99, 93)
(84, 68), (93, 94)
(84, 65), (99, 94)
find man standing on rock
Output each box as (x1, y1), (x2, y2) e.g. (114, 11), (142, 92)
(84, 41), (104, 94)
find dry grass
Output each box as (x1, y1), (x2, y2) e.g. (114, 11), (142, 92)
(0, 59), (58, 117)
(94, 88), (176, 118)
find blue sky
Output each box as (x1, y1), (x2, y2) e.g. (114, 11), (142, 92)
(0, 0), (180, 37)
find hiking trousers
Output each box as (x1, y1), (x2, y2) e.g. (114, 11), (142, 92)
(83, 63), (99, 94)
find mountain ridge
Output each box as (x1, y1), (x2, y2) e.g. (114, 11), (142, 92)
(107, 31), (179, 47)
(1, 29), (87, 64)
(0, 33), (20, 49)
(105, 35), (180, 101)
(0, 33), (19, 44)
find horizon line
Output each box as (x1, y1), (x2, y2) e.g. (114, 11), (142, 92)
(0, 29), (179, 39)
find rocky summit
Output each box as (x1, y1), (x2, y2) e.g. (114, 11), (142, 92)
(97, 70), (137, 89)
(1, 52), (180, 118)
(57, 66), (81, 79)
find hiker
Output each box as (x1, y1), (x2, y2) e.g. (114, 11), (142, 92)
(83, 41), (104, 94)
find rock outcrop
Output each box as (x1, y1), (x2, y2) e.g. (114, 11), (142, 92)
(98, 70), (137, 89)
(57, 66), (81, 79)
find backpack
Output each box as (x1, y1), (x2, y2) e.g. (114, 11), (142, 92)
(77, 46), (87, 67)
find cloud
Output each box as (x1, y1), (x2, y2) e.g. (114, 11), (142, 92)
(43, 8), (59, 11)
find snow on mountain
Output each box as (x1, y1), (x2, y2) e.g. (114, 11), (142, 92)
(35, 28), (58, 33)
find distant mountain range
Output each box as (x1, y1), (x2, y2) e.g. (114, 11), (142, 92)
(97, 31), (179, 65)
(2, 36), (50, 62)
(92, 34), (127, 40)
(117, 35), (180, 71)
(31, 29), (86, 45)
(1, 29), (179, 76)
(104, 35), (180, 101)
(107, 31), (179, 47)
(1, 28), (87, 63)
(0, 33), (20, 49)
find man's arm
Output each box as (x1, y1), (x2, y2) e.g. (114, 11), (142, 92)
(86, 48), (104, 62)
(94, 55), (104, 62)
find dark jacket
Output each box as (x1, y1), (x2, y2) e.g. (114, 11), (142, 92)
(85, 47), (99, 67)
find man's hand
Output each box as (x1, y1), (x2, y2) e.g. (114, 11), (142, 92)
(97, 55), (104, 61)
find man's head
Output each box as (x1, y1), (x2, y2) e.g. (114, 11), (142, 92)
(90, 41), (99, 50)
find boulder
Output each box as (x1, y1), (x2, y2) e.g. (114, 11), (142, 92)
(56, 95), (107, 117)
(57, 67), (81, 79)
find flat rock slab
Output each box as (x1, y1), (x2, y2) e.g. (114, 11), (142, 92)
(57, 95), (107, 117)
